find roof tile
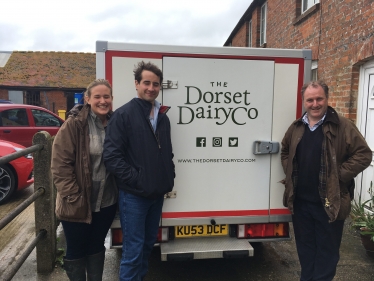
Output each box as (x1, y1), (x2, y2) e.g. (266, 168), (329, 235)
(0, 51), (96, 89)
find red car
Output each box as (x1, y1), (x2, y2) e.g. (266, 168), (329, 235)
(0, 140), (34, 204)
(0, 104), (64, 147)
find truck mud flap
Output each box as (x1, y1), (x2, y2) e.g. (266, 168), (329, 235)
(160, 237), (254, 261)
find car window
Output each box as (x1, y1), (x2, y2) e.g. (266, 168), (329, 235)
(31, 109), (62, 127)
(0, 108), (29, 126)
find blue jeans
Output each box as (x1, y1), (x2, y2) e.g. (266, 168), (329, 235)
(119, 190), (164, 281)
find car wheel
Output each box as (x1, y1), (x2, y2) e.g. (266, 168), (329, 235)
(0, 165), (16, 204)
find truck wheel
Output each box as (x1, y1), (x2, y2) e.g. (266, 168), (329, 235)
(0, 165), (16, 204)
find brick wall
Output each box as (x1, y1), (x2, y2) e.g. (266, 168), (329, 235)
(232, 22), (248, 47)
(0, 89), (67, 112)
(39, 90), (66, 113)
(252, 6), (261, 47)
(0, 89), (8, 100)
(230, 0), (374, 120)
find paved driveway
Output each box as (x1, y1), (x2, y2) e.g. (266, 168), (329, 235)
(1, 186), (374, 281)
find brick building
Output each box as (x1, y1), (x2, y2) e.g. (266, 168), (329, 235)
(224, 0), (373, 201)
(0, 51), (95, 113)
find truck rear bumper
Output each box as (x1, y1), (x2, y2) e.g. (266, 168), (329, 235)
(160, 237), (254, 261)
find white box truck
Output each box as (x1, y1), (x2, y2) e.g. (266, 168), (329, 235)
(96, 41), (311, 261)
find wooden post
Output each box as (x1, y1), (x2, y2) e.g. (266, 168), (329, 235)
(32, 131), (56, 273)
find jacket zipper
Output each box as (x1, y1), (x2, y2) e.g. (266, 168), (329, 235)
(147, 119), (161, 149)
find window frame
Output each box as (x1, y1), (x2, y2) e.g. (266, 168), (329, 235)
(311, 60), (318, 81)
(302, 0), (319, 13)
(26, 91), (40, 106)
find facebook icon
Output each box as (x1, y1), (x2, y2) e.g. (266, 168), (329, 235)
(196, 137), (206, 147)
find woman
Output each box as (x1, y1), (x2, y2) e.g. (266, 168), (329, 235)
(51, 79), (117, 281)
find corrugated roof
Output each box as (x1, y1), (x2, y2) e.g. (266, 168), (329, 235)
(0, 51), (96, 90)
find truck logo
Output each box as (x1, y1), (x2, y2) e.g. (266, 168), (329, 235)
(229, 137), (238, 147)
(212, 137), (222, 147)
(196, 137), (206, 147)
(177, 86), (259, 125)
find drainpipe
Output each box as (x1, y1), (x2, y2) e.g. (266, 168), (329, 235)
(43, 91), (49, 110)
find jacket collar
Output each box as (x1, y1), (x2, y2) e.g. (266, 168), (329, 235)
(323, 106), (340, 137)
(67, 104), (85, 118)
(71, 104), (90, 129)
(293, 106), (339, 126)
(134, 98), (153, 116)
(324, 106), (340, 125)
(133, 98), (170, 116)
(160, 105), (170, 114)
(67, 104), (112, 127)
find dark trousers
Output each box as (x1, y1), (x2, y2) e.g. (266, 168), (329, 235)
(61, 204), (117, 259)
(292, 199), (344, 281)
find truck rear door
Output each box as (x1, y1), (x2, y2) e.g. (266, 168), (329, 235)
(162, 57), (275, 227)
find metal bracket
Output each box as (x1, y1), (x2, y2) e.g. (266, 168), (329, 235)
(162, 80), (178, 89)
(164, 191), (177, 199)
(252, 141), (279, 155)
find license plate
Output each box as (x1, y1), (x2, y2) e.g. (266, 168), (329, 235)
(175, 224), (228, 238)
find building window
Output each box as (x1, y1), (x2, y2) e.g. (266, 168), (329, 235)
(311, 60), (318, 81)
(248, 20), (252, 47)
(260, 3), (267, 46)
(26, 91), (40, 106)
(302, 0), (319, 13)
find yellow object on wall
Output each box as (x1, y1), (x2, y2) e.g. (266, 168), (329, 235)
(58, 110), (66, 120)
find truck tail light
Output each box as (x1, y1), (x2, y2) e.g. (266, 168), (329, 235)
(157, 227), (169, 242)
(237, 223), (289, 239)
(111, 228), (123, 246)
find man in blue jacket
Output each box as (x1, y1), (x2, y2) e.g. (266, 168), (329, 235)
(103, 61), (175, 281)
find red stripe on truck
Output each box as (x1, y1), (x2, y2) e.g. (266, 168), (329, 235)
(162, 209), (291, 218)
(269, 209), (292, 215)
(162, 210), (269, 219)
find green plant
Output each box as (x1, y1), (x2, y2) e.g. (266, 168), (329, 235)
(351, 182), (371, 225)
(350, 181), (374, 241)
(55, 237), (65, 267)
(351, 194), (369, 228)
(55, 247), (65, 267)
(360, 214), (374, 241)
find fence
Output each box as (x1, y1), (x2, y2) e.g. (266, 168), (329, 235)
(0, 131), (56, 280)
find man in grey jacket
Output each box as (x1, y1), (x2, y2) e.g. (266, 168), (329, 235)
(104, 61), (174, 281)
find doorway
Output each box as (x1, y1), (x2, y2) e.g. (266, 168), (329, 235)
(356, 60), (374, 208)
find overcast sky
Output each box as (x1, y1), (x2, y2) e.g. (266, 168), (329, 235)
(0, 0), (252, 53)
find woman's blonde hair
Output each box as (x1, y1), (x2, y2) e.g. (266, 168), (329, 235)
(85, 79), (112, 97)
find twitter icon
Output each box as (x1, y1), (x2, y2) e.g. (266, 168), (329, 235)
(229, 137), (238, 147)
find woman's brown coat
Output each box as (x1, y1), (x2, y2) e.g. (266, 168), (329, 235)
(51, 104), (93, 223)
